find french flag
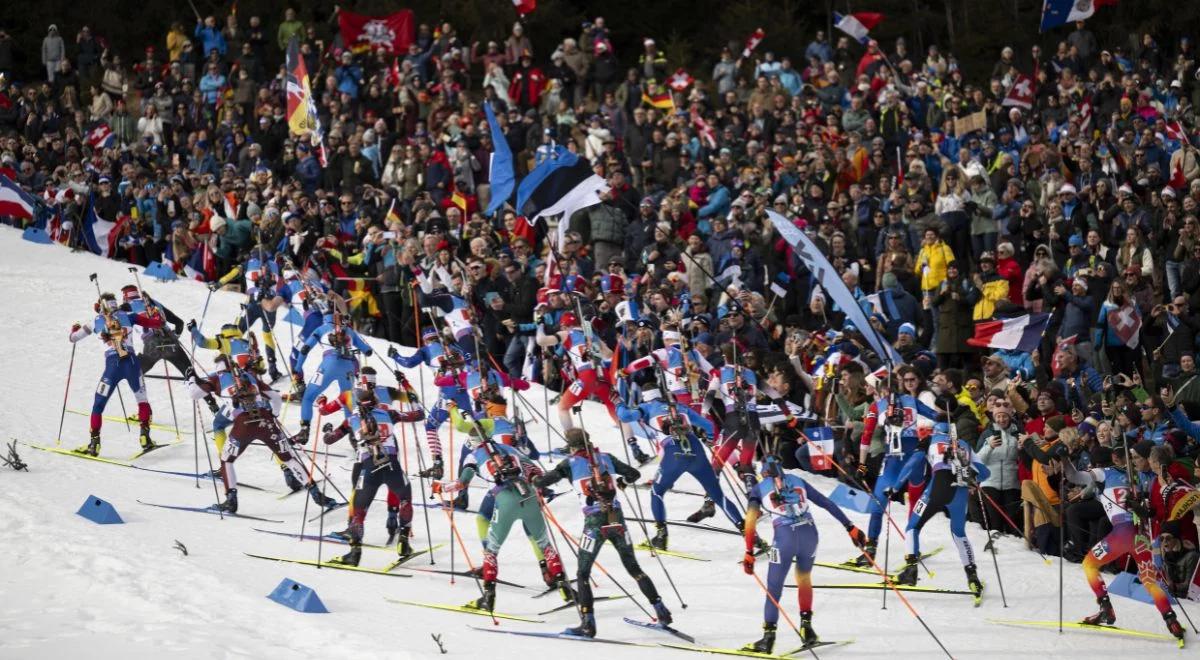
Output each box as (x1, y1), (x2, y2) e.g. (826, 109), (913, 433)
(834, 12), (884, 44)
(967, 313), (1050, 353)
(79, 195), (124, 257)
(183, 241), (217, 281)
(0, 174), (37, 220)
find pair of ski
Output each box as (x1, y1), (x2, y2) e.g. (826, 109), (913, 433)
(65, 409), (190, 434)
(24, 442), (270, 490)
(466, 618), (695, 646)
(386, 592), (628, 621)
(246, 545), (441, 575)
(989, 619), (1184, 647)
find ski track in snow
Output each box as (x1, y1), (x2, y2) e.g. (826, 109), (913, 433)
(0, 227), (1188, 659)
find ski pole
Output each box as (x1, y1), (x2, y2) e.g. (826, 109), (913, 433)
(748, 570), (821, 660)
(882, 497), (891, 611)
(89, 273), (132, 432)
(613, 406), (688, 609)
(316, 437), (332, 568)
(538, 495), (655, 621)
(805, 439), (935, 578)
(299, 410), (323, 539)
(978, 487), (1050, 563)
(434, 490), (498, 625)
(198, 288), (214, 335)
(407, 420), (435, 564)
(56, 342), (77, 447)
(163, 363), (181, 440)
(195, 403), (224, 519)
(974, 486), (1008, 607)
(192, 398), (200, 488)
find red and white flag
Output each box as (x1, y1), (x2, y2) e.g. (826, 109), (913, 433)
(741, 28), (765, 59)
(667, 68), (694, 92)
(512, 0), (536, 16)
(1107, 303), (1142, 349)
(338, 9), (415, 54)
(1002, 75), (1035, 110)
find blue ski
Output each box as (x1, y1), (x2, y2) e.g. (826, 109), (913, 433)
(136, 499), (284, 523)
(468, 626), (657, 647)
(623, 617), (696, 643)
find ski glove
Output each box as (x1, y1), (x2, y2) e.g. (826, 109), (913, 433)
(856, 462), (869, 478)
(741, 552), (756, 575)
(70, 322), (81, 338)
(186, 319), (197, 331)
(387, 346), (400, 360)
(846, 524), (867, 550)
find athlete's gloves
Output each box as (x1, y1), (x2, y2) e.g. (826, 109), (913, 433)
(394, 371), (413, 391)
(204, 395), (219, 413)
(616, 477), (628, 490)
(741, 552), (756, 575)
(856, 462), (869, 478)
(784, 416), (799, 429)
(917, 435), (931, 453)
(1129, 494), (1153, 521)
(419, 457), (444, 480)
(207, 282), (220, 292)
(70, 322), (81, 337)
(387, 346), (400, 360)
(845, 524), (867, 549)
(186, 319), (197, 331)
(315, 395), (328, 408)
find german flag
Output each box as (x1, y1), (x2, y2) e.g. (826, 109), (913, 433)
(285, 37), (326, 165)
(385, 199), (402, 225)
(641, 86), (675, 111)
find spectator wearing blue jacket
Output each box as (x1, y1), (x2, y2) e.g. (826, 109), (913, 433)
(198, 63), (226, 106)
(194, 16), (227, 58)
(1055, 277), (1096, 366)
(804, 31), (832, 63)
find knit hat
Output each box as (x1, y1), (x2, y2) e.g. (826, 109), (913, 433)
(1044, 416), (1066, 434)
(898, 323), (917, 337)
(1068, 234), (1085, 247)
(1131, 440), (1155, 460)
(209, 216), (227, 233)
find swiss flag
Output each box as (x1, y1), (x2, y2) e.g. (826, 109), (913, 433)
(513, 0), (536, 16)
(1002, 75), (1035, 110)
(667, 68), (694, 92)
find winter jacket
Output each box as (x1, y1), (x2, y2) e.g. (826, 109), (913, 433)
(933, 276), (980, 354)
(973, 272), (1010, 320)
(915, 241), (955, 292)
(587, 202), (627, 245)
(977, 422), (1022, 490)
(41, 34), (64, 65)
(1057, 291), (1095, 342)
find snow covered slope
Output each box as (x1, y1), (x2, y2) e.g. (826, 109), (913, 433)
(0, 226), (1187, 659)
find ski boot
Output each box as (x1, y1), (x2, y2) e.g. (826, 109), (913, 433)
(291, 422), (310, 445)
(267, 357), (283, 383)
(687, 499), (716, 523)
(469, 580), (496, 611)
(217, 488), (238, 514)
(895, 554), (920, 586)
(419, 457), (444, 480)
(281, 464), (303, 492)
(564, 611), (596, 638)
(851, 542), (876, 567)
(329, 545), (362, 567)
(1081, 595), (1116, 626)
(653, 599), (673, 626)
(631, 442), (653, 465)
(307, 483), (337, 508)
(329, 528), (352, 541)
(558, 578), (577, 603)
(138, 422), (154, 451)
(286, 374), (306, 401)
(453, 489), (469, 511)
(75, 429), (101, 457)
(799, 610), (818, 646)
(386, 506), (400, 544)
(650, 523), (669, 550)
(741, 623), (776, 653)
(1164, 611), (1185, 641)
(752, 534), (771, 556)
(395, 527), (413, 560)
(965, 563), (984, 600)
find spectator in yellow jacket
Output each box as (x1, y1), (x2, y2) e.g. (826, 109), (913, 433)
(973, 252), (1011, 320)
(915, 227), (955, 292)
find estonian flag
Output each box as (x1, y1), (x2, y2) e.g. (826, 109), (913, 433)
(516, 147), (609, 250)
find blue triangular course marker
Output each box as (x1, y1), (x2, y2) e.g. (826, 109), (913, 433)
(22, 227), (52, 244)
(267, 578), (328, 613)
(144, 261), (178, 282)
(76, 495), (124, 524)
(828, 483), (873, 514)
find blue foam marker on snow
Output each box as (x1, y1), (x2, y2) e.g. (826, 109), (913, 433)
(283, 307), (304, 325)
(22, 227), (52, 244)
(1107, 571), (1177, 605)
(828, 483), (873, 514)
(144, 261), (178, 282)
(76, 495), (124, 524)
(267, 578), (328, 613)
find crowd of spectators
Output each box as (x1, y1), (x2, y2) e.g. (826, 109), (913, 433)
(0, 9), (1198, 587)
